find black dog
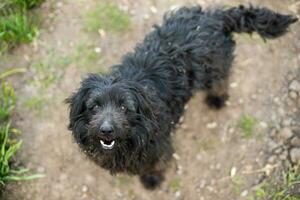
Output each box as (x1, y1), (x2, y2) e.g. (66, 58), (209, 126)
(67, 5), (297, 189)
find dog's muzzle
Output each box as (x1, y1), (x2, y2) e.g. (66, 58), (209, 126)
(99, 121), (116, 150)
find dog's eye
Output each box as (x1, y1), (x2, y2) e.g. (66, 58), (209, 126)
(120, 105), (126, 111)
(92, 105), (100, 111)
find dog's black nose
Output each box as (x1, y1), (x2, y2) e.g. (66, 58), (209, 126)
(100, 121), (114, 135)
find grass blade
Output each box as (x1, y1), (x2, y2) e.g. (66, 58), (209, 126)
(0, 68), (27, 80)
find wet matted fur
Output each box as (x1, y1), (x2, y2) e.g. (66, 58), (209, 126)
(67, 5), (297, 189)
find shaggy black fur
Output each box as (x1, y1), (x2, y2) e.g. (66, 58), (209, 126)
(67, 5), (297, 189)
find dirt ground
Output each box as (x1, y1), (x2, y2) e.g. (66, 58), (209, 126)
(1, 0), (300, 199)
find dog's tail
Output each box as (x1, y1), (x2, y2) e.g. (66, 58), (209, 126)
(223, 5), (298, 39)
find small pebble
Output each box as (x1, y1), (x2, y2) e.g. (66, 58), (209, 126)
(273, 97), (281, 105)
(241, 190), (248, 197)
(251, 94), (257, 100)
(176, 165), (183, 175)
(275, 147), (283, 154)
(206, 186), (214, 192)
(94, 47), (102, 53)
(279, 150), (288, 160)
(56, 2), (63, 8)
(206, 122), (217, 129)
(173, 153), (180, 160)
(184, 105), (189, 110)
(150, 6), (158, 13)
(230, 82), (238, 88)
(179, 116), (185, 123)
(59, 173), (68, 181)
(290, 148), (300, 163)
(260, 121), (268, 129)
(268, 155), (276, 163)
(169, 5), (179, 11)
(238, 98), (244, 104)
(180, 124), (188, 130)
(196, 154), (203, 161)
(289, 91), (298, 99)
(37, 166), (46, 173)
(143, 14), (150, 20)
(264, 164), (275, 176)
(289, 80), (300, 92)
(230, 167), (237, 178)
(175, 191), (181, 198)
(119, 5), (129, 12)
(98, 29), (106, 38)
(291, 137), (300, 147)
(282, 119), (292, 126)
(199, 179), (207, 189)
(278, 127), (293, 141)
(82, 185), (88, 193)
(116, 191), (123, 197)
(225, 100), (232, 106)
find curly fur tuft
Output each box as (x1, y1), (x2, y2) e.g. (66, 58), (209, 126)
(223, 5), (298, 38)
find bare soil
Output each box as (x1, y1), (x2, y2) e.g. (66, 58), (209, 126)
(1, 0), (300, 199)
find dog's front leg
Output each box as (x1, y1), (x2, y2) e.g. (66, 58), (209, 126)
(205, 77), (229, 109)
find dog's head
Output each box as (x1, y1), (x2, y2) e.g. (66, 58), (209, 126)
(66, 74), (156, 156)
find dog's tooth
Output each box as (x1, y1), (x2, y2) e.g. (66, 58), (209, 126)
(100, 140), (115, 150)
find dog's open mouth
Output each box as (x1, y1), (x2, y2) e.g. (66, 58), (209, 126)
(100, 139), (115, 150)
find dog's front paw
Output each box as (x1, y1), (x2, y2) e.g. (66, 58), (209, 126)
(205, 94), (228, 109)
(140, 174), (164, 190)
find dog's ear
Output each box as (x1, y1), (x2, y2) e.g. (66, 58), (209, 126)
(127, 83), (156, 127)
(66, 89), (88, 131)
(66, 74), (105, 131)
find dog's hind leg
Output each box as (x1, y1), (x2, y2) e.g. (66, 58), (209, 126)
(139, 170), (165, 190)
(204, 77), (229, 109)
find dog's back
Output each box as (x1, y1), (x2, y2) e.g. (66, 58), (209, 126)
(137, 5), (297, 90)
(121, 5), (297, 115)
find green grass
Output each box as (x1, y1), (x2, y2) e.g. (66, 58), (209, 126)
(24, 96), (43, 110)
(237, 114), (257, 138)
(1, 0), (43, 9)
(85, 3), (131, 33)
(0, 82), (16, 122)
(169, 178), (181, 192)
(0, 69), (44, 189)
(28, 50), (71, 89)
(74, 43), (100, 64)
(23, 52), (72, 113)
(0, 12), (38, 52)
(116, 174), (131, 186)
(231, 175), (245, 195)
(0, 122), (43, 185)
(197, 136), (219, 151)
(11, 0), (44, 9)
(251, 167), (300, 200)
(72, 43), (106, 73)
(0, 0), (42, 53)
